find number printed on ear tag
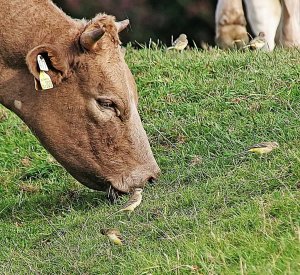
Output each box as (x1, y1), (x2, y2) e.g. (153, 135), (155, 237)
(37, 55), (49, 71)
(39, 71), (53, 90)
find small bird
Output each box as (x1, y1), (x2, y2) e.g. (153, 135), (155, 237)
(244, 32), (267, 50)
(247, 141), (279, 155)
(167, 34), (188, 51)
(101, 228), (123, 245)
(120, 188), (143, 212)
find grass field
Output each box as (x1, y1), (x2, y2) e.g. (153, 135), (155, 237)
(1, 47), (300, 274)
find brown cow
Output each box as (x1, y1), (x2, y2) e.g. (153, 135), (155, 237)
(0, 0), (160, 201)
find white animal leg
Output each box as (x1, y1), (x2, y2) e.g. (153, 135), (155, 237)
(243, 0), (282, 50)
(280, 0), (300, 47)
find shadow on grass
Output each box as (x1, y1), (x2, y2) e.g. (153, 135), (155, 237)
(0, 188), (109, 222)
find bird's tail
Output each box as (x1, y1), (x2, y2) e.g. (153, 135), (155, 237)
(167, 46), (175, 50)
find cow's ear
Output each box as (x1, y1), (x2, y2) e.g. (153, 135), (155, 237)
(26, 44), (70, 86)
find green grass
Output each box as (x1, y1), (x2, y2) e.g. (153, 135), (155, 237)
(1, 47), (300, 274)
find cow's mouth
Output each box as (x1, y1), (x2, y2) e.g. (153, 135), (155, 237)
(106, 177), (157, 203)
(68, 169), (149, 202)
(70, 171), (128, 202)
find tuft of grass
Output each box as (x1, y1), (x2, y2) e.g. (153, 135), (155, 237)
(1, 48), (300, 274)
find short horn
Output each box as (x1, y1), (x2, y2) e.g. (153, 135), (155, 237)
(115, 19), (129, 33)
(80, 28), (104, 51)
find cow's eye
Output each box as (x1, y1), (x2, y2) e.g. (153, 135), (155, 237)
(96, 99), (121, 117)
(97, 99), (114, 109)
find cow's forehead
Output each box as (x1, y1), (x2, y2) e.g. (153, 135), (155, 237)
(79, 49), (136, 105)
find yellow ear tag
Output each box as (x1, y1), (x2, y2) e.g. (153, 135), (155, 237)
(39, 71), (53, 90)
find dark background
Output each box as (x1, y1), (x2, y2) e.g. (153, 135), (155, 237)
(53, 0), (218, 47)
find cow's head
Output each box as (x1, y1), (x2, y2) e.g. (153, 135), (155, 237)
(22, 14), (160, 198)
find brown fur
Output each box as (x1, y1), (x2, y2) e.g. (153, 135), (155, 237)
(215, 25), (249, 49)
(215, 0), (249, 49)
(0, 0), (160, 194)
